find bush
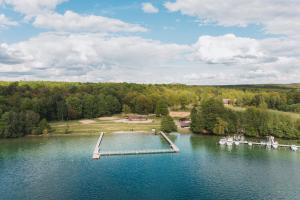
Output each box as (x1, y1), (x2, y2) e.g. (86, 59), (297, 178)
(161, 115), (177, 133)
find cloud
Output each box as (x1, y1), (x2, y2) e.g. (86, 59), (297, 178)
(33, 10), (147, 33)
(0, 32), (188, 81)
(1, 32), (300, 84)
(191, 34), (270, 64)
(0, 14), (18, 29)
(1, 0), (67, 17)
(165, 0), (300, 36)
(142, 2), (159, 13)
(0, 43), (25, 64)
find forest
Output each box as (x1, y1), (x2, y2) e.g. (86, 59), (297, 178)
(0, 81), (300, 138)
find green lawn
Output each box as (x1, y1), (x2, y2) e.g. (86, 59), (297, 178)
(50, 116), (161, 135)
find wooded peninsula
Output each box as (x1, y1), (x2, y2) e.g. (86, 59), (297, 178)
(0, 81), (300, 139)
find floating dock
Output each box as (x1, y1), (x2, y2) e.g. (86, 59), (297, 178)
(92, 131), (179, 159)
(234, 141), (300, 148)
(92, 132), (104, 159)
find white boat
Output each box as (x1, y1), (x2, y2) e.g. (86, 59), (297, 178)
(219, 138), (226, 145)
(291, 145), (298, 151)
(272, 142), (278, 149)
(266, 142), (272, 149)
(234, 141), (240, 145)
(248, 142), (252, 146)
(226, 137), (233, 146)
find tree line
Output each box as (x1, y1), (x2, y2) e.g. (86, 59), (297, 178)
(190, 99), (300, 139)
(1, 81), (300, 138)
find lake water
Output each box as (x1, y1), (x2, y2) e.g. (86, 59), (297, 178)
(1, 133), (300, 200)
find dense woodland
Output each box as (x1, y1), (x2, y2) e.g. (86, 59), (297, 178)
(0, 81), (300, 138)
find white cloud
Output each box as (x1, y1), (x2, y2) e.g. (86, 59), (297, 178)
(33, 10), (147, 33)
(1, 0), (67, 17)
(165, 0), (300, 36)
(142, 2), (159, 13)
(0, 32), (188, 81)
(0, 43), (25, 64)
(0, 14), (18, 28)
(1, 32), (300, 84)
(191, 34), (269, 64)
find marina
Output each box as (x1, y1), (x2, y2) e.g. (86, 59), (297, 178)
(219, 135), (299, 151)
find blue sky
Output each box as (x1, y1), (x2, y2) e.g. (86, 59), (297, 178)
(0, 0), (299, 84)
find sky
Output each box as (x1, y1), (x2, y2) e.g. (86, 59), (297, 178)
(0, 0), (299, 85)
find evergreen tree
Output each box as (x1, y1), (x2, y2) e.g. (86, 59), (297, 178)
(161, 115), (177, 133)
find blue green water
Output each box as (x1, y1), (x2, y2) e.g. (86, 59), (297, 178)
(1, 133), (300, 200)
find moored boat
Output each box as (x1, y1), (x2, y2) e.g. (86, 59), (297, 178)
(291, 145), (298, 151)
(272, 142), (278, 149)
(219, 138), (226, 145)
(226, 137), (233, 146)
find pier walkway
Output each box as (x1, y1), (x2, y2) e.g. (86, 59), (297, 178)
(92, 132), (104, 159)
(239, 141), (300, 148)
(92, 131), (179, 159)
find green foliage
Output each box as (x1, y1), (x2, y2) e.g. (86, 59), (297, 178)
(37, 119), (50, 135)
(122, 104), (131, 114)
(190, 106), (204, 133)
(1, 81), (300, 138)
(155, 100), (169, 116)
(213, 117), (228, 135)
(201, 98), (225, 132)
(161, 115), (177, 133)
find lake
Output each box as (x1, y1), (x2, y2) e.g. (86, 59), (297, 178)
(1, 133), (300, 200)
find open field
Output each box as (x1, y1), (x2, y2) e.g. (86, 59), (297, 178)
(50, 115), (161, 135)
(226, 105), (300, 120)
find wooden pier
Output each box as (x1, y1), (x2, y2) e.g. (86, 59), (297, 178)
(92, 131), (179, 159)
(159, 131), (180, 152)
(92, 132), (104, 159)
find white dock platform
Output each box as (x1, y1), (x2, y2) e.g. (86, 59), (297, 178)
(92, 131), (180, 159)
(92, 132), (104, 159)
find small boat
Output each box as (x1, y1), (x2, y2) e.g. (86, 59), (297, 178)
(219, 138), (226, 145)
(226, 137), (233, 146)
(248, 142), (252, 146)
(234, 141), (240, 145)
(266, 142), (272, 149)
(291, 145), (298, 151)
(272, 142), (278, 149)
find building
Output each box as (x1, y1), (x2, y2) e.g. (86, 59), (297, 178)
(179, 118), (191, 128)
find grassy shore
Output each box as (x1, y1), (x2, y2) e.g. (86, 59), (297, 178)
(49, 114), (192, 135)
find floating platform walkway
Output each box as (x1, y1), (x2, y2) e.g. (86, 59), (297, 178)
(92, 131), (179, 159)
(92, 132), (104, 159)
(239, 141), (300, 148)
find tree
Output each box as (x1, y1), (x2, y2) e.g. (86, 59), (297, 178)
(213, 117), (228, 135)
(1, 111), (24, 138)
(155, 100), (169, 116)
(37, 119), (50, 135)
(201, 98), (225, 133)
(23, 110), (40, 134)
(66, 96), (82, 119)
(122, 104), (131, 114)
(161, 115), (177, 133)
(190, 106), (204, 133)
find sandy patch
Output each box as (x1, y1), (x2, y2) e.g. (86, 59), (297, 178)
(98, 116), (119, 121)
(170, 111), (190, 118)
(79, 119), (96, 124)
(114, 119), (153, 124)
